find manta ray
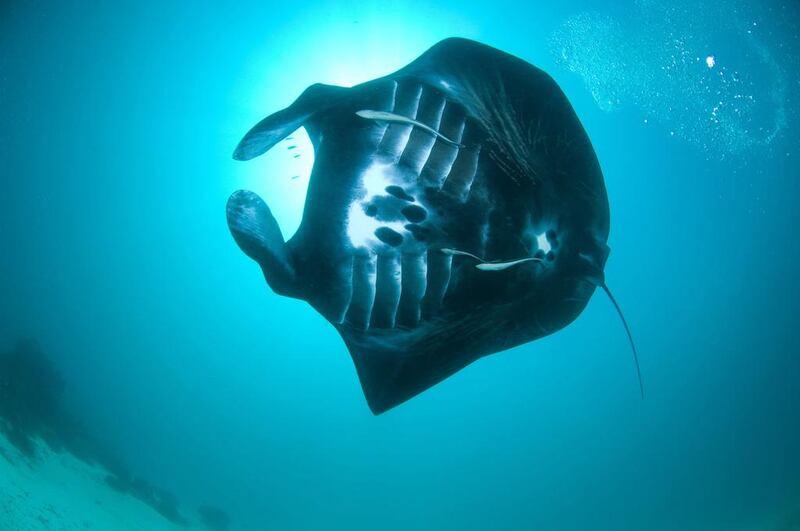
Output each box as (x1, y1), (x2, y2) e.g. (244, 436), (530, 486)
(227, 37), (642, 414)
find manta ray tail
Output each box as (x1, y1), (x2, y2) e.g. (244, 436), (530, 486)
(600, 283), (644, 399)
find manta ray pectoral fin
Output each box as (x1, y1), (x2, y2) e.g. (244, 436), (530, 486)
(343, 335), (483, 415)
(233, 83), (348, 161)
(226, 190), (299, 298)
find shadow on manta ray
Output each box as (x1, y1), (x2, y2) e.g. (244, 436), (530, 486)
(227, 37), (643, 414)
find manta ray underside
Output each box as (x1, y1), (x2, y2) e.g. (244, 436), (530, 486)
(227, 37), (641, 414)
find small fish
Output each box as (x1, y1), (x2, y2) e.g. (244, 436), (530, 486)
(293, 154), (301, 158)
(475, 257), (542, 271)
(287, 145), (297, 150)
(291, 175), (300, 180)
(356, 110), (465, 148)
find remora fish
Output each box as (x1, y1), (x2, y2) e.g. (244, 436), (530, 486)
(440, 248), (483, 261)
(475, 257), (542, 271)
(356, 109), (466, 148)
(442, 248), (542, 271)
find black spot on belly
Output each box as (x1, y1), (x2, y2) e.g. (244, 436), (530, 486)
(546, 251), (556, 262)
(385, 185), (415, 202)
(364, 204), (378, 217)
(401, 205), (427, 223)
(375, 227), (404, 247)
(404, 224), (429, 241)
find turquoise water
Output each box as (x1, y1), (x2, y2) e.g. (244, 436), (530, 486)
(1, 1), (798, 530)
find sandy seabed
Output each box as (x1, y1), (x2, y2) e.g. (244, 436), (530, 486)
(0, 431), (193, 531)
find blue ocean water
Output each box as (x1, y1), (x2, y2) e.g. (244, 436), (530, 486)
(1, 1), (798, 530)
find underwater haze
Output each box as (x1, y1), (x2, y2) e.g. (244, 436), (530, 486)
(1, 0), (799, 530)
